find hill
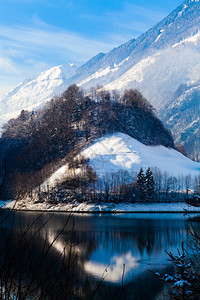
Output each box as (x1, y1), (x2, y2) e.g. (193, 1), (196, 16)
(45, 132), (200, 186)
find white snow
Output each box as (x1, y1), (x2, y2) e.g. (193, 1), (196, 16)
(154, 30), (164, 43)
(2, 1), (200, 116)
(2, 133), (199, 212)
(172, 31), (200, 48)
(78, 57), (129, 87)
(2, 199), (200, 213)
(0, 63), (77, 124)
(105, 56), (156, 90)
(78, 67), (116, 86)
(81, 133), (200, 177)
(35, 132), (200, 193)
(41, 165), (68, 190)
(33, 132), (199, 196)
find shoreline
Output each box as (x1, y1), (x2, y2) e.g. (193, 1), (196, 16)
(1, 200), (200, 214)
(1, 209), (200, 214)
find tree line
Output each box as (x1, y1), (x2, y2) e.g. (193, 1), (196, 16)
(35, 163), (200, 204)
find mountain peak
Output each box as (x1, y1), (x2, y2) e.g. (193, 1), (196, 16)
(0, 63), (77, 126)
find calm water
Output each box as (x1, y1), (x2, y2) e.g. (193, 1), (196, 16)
(0, 210), (198, 299)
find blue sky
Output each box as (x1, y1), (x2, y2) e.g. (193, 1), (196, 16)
(0, 0), (183, 97)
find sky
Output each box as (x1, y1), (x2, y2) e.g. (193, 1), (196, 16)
(0, 0), (184, 98)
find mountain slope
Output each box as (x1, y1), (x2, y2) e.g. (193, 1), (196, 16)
(161, 80), (200, 161)
(69, 0), (200, 108)
(0, 63), (77, 127)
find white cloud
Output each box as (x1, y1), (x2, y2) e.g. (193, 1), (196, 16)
(0, 23), (114, 62)
(0, 20), (116, 96)
(0, 56), (19, 74)
(0, 75), (20, 98)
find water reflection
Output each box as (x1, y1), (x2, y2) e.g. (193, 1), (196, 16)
(0, 211), (196, 299)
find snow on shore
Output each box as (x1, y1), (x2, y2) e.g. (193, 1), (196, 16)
(1, 200), (200, 213)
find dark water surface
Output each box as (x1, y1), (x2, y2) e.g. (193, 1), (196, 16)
(0, 210), (197, 299)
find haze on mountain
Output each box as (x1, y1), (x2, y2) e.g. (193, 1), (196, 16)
(0, 0), (199, 160)
(160, 80), (200, 161)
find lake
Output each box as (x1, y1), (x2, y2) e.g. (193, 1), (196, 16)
(0, 210), (198, 299)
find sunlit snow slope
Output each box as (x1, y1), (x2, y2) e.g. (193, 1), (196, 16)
(0, 63), (77, 127)
(44, 133), (200, 189)
(81, 133), (200, 177)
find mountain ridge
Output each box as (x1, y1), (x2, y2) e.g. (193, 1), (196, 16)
(0, 63), (77, 127)
(1, 0), (200, 112)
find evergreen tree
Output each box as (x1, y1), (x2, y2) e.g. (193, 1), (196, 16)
(194, 175), (200, 194)
(136, 167), (146, 200)
(145, 167), (155, 202)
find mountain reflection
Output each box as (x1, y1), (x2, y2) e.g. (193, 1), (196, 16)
(0, 211), (192, 299)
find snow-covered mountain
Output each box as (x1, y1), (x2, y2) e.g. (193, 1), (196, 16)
(1, 0), (200, 159)
(0, 63), (77, 127)
(161, 80), (200, 161)
(2, 0), (200, 115)
(43, 133), (200, 189)
(69, 0), (200, 108)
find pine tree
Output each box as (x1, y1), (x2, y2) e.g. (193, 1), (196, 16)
(154, 243), (195, 300)
(136, 167), (146, 201)
(194, 175), (200, 194)
(145, 167), (155, 202)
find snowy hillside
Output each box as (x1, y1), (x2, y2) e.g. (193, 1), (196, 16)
(44, 133), (200, 189)
(104, 44), (200, 107)
(81, 133), (200, 177)
(161, 80), (200, 161)
(0, 63), (77, 126)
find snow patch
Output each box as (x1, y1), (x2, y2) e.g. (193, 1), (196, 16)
(105, 56), (156, 90)
(172, 31), (200, 48)
(78, 57), (130, 87)
(154, 30), (164, 43)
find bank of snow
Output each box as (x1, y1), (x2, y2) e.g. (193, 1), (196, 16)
(2, 200), (200, 213)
